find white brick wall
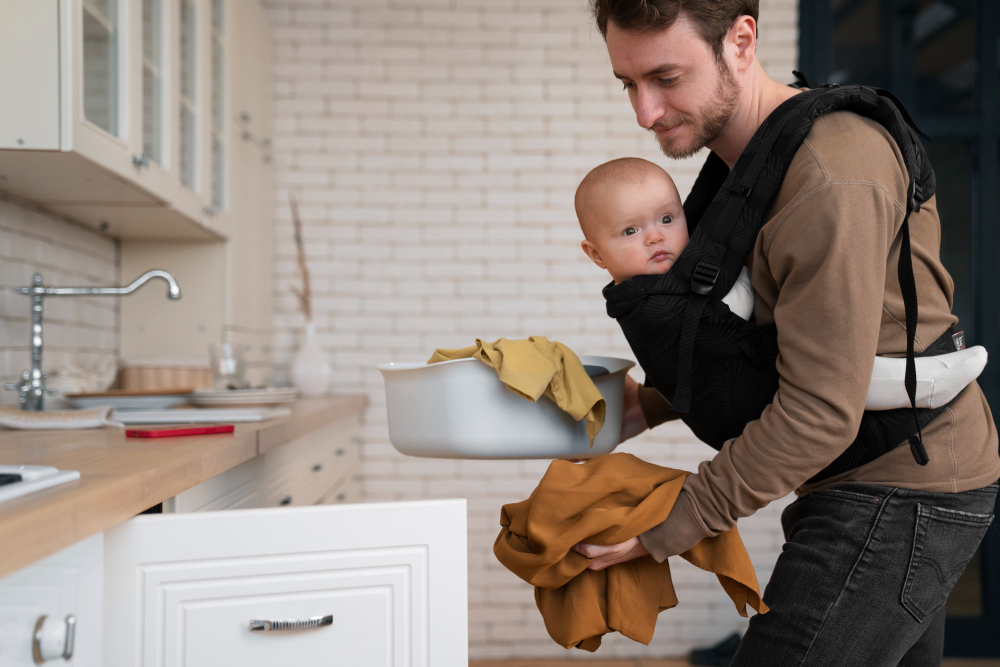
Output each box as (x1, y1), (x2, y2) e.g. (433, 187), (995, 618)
(265, 0), (798, 658)
(0, 195), (119, 407)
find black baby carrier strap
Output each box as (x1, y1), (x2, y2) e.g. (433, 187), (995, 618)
(605, 84), (954, 480)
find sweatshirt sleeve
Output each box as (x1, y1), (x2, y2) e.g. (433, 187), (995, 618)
(640, 180), (901, 562)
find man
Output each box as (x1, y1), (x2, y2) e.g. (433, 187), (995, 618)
(569, 1), (1000, 664)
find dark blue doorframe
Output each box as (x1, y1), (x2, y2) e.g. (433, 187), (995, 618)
(799, 0), (1000, 657)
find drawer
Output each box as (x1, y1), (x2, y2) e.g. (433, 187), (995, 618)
(260, 415), (361, 508)
(315, 474), (361, 506)
(0, 534), (102, 666)
(103, 499), (469, 666)
(164, 457), (264, 513)
(302, 436), (360, 505)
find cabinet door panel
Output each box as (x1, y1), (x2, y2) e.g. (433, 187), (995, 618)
(104, 499), (467, 666)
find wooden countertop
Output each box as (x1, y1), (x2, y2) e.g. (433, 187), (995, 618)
(0, 395), (367, 579)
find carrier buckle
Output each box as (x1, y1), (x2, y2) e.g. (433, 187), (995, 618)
(691, 261), (720, 295)
(729, 183), (753, 198)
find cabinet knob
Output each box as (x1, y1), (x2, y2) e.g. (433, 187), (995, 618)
(279, 496), (292, 506)
(132, 154), (149, 168)
(336, 493), (346, 502)
(335, 448), (344, 457)
(312, 463), (323, 472)
(33, 614), (75, 662)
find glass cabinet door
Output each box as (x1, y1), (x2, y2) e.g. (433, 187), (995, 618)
(210, 0), (226, 211)
(82, 0), (121, 136)
(179, 0), (198, 191)
(142, 0), (166, 166)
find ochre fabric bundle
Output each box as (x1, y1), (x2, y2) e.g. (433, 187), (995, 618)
(494, 453), (768, 651)
(427, 335), (606, 446)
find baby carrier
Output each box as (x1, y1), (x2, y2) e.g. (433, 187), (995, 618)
(604, 83), (966, 484)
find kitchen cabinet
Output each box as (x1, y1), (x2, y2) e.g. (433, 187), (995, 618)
(0, 501), (467, 666)
(0, 534), (103, 666)
(0, 0), (275, 379)
(164, 416), (362, 512)
(0, 0), (272, 242)
(115, 0), (274, 379)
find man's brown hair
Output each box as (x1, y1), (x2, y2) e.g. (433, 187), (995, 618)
(590, 0), (759, 61)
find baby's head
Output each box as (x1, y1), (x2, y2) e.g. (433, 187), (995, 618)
(576, 157), (688, 285)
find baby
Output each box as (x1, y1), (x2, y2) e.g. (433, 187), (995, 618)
(576, 157), (985, 413)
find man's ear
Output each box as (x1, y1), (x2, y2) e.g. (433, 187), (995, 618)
(581, 239), (607, 269)
(729, 15), (757, 71)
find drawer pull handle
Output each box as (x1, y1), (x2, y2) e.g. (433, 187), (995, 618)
(279, 496), (293, 506)
(249, 615), (333, 632)
(336, 493), (346, 501)
(33, 613), (76, 661)
(335, 448), (345, 456)
(312, 463), (323, 472)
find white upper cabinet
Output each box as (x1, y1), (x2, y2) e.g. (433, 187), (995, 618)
(0, 0), (263, 241)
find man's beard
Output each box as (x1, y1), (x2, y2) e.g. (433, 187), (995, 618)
(651, 61), (739, 159)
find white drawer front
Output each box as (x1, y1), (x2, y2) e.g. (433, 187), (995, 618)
(171, 550), (418, 666)
(104, 499), (467, 667)
(0, 534), (102, 666)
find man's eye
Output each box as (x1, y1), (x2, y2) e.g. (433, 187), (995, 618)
(660, 215), (672, 224)
(621, 81), (634, 91)
(622, 226), (638, 236)
(658, 77), (677, 86)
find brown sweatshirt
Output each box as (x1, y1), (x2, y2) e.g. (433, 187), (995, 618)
(637, 110), (1000, 562)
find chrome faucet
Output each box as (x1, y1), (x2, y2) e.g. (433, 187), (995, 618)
(5, 270), (182, 411)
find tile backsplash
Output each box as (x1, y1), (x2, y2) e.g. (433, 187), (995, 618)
(0, 195), (119, 407)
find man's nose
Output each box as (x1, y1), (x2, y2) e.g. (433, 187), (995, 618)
(634, 86), (665, 130)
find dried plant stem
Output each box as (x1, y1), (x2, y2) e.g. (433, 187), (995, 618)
(289, 193), (312, 322)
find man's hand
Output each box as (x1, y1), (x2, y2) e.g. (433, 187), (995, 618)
(571, 537), (649, 570)
(620, 373), (649, 442)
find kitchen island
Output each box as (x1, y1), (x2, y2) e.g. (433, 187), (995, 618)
(0, 396), (366, 579)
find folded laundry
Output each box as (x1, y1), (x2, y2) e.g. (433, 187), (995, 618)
(494, 452), (768, 651)
(428, 335), (605, 447)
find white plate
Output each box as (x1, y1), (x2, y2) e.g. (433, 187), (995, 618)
(113, 408), (293, 423)
(67, 395), (191, 411)
(188, 388), (298, 407)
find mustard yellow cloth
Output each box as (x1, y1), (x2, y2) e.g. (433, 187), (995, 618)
(494, 453), (768, 651)
(427, 336), (606, 447)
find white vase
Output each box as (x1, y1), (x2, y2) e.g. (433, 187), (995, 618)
(291, 322), (331, 396)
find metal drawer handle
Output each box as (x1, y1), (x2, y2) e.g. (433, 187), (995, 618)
(312, 463), (323, 472)
(279, 496), (292, 506)
(249, 615), (333, 632)
(33, 613), (76, 661)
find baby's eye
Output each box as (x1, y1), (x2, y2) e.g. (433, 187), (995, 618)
(622, 226), (638, 236)
(660, 215), (672, 224)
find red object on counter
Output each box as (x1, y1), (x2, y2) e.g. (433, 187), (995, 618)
(126, 425), (235, 438)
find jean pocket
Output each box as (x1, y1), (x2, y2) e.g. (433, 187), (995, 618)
(901, 503), (995, 622)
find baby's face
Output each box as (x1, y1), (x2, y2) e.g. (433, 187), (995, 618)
(581, 170), (688, 284)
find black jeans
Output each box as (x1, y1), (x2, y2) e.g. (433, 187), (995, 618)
(731, 479), (999, 667)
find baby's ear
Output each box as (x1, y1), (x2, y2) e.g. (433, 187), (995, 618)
(580, 239), (607, 269)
